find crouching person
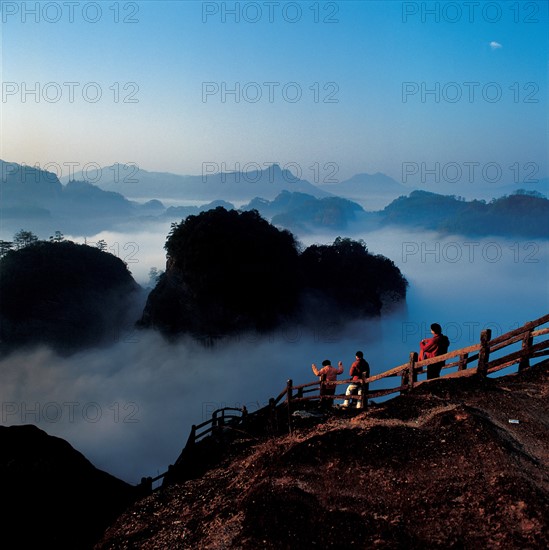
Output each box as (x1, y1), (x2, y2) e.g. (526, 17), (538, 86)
(343, 351), (370, 409)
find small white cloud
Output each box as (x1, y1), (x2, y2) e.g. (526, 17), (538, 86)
(490, 41), (503, 50)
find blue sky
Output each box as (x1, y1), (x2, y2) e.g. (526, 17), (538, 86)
(1, 0), (548, 185)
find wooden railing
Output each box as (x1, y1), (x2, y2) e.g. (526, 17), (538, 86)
(141, 313), (549, 492)
(184, 407), (247, 446)
(282, 313), (549, 405)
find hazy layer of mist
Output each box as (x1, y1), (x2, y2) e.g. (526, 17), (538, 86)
(1, 224), (547, 484)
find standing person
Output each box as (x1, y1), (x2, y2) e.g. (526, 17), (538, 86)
(419, 323), (450, 379)
(311, 359), (344, 408)
(342, 351), (370, 409)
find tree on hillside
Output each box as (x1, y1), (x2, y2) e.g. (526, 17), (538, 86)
(49, 230), (65, 243)
(13, 230), (38, 250)
(0, 240), (13, 259)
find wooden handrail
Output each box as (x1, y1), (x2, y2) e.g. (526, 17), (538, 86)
(287, 312), (548, 404)
(148, 313), (549, 491)
(489, 313), (549, 346)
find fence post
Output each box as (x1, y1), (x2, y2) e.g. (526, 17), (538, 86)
(319, 373), (327, 406)
(408, 352), (418, 389)
(477, 329), (492, 376)
(458, 353), (468, 371)
(268, 397), (277, 434)
(139, 476), (153, 496)
(286, 379), (293, 403)
(519, 330), (533, 371)
(182, 424), (197, 453)
(212, 410), (219, 437)
(360, 372), (369, 409)
(286, 379), (293, 435)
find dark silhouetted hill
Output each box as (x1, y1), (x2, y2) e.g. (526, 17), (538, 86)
(242, 190), (365, 232)
(381, 190), (549, 238)
(140, 209), (407, 339)
(0, 424), (136, 550)
(140, 208), (302, 338)
(299, 237), (407, 318)
(0, 241), (141, 354)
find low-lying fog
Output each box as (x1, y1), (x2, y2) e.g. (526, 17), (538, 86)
(1, 222), (548, 484)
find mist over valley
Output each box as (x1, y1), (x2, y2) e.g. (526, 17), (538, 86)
(1, 210), (547, 483)
(3, 2), (548, 546)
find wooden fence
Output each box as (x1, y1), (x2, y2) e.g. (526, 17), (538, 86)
(141, 312), (549, 491)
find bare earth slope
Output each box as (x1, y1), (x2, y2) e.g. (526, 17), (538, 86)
(97, 363), (548, 549)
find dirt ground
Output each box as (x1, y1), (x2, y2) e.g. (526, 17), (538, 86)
(97, 362), (549, 549)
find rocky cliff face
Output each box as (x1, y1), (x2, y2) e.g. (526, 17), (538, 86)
(97, 363), (549, 549)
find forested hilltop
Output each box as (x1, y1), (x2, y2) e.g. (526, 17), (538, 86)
(0, 239), (141, 354)
(378, 190), (549, 237)
(0, 210), (406, 351)
(140, 207), (407, 339)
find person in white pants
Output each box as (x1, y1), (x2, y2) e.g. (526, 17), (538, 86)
(342, 351), (370, 409)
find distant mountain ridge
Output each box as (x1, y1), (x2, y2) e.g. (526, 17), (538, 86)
(61, 162), (549, 209)
(318, 171), (410, 210)
(0, 160), (134, 223)
(62, 163), (333, 201)
(2, 159), (548, 239)
(242, 190), (366, 232)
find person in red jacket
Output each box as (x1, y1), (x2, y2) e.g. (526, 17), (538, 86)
(312, 359), (344, 408)
(419, 323), (450, 379)
(342, 351), (370, 409)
